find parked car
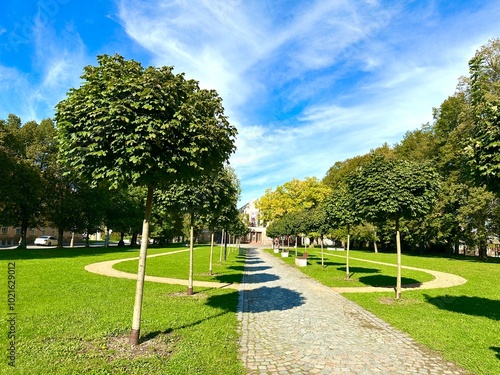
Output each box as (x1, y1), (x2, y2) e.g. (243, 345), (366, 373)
(34, 236), (58, 246)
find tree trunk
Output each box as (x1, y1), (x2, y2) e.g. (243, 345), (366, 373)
(187, 214), (195, 295)
(219, 229), (224, 262)
(395, 216), (402, 299)
(224, 230), (228, 262)
(118, 232), (125, 247)
(321, 234), (324, 269)
(18, 220), (28, 249)
(129, 185), (154, 346)
(130, 232), (138, 247)
(346, 224), (350, 280)
(478, 226), (488, 261)
(58, 227), (64, 248)
(209, 231), (214, 276)
(70, 232), (75, 248)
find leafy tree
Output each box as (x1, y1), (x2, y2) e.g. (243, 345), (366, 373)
(324, 182), (361, 279)
(348, 154), (440, 298)
(105, 186), (144, 246)
(456, 186), (498, 260)
(266, 218), (287, 248)
(55, 54), (236, 345)
(304, 206), (330, 267)
(256, 177), (330, 223)
(323, 144), (393, 190)
(0, 115), (57, 248)
(466, 38), (500, 192)
(394, 124), (437, 163)
(157, 167), (240, 293)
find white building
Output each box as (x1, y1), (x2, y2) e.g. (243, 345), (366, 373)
(239, 199), (272, 245)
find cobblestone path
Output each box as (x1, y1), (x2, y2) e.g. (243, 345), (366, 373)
(237, 247), (469, 375)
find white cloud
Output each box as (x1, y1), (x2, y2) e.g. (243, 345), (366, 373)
(115, 0), (500, 206)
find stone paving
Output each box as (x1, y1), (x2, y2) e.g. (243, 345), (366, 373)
(237, 247), (470, 375)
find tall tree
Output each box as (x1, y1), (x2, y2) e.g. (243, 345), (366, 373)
(348, 154), (440, 298)
(256, 177), (330, 223)
(0, 116), (57, 248)
(466, 38), (500, 193)
(55, 54), (236, 345)
(324, 182), (361, 279)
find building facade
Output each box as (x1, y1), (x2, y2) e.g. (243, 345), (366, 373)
(239, 199), (272, 245)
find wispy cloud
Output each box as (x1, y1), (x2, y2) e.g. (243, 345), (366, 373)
(0, 7), (89, 122)
(116, 0), (500, 204)
(2, 0), (499, 206)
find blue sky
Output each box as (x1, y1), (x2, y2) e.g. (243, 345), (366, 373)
(1, 1), (500, 205)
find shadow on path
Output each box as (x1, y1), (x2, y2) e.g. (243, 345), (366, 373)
(242, 286), (305, 313)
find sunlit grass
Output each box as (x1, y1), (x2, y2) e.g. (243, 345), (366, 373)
(0, 246), (244, 374)
(270, 247), (500, 375)
(267, 247), (434, 287)
(113, 245), (245, 284)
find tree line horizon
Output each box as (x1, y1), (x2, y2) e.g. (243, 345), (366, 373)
(256, 38), (500, 265)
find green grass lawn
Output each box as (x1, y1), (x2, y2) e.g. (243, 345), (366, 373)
(269, 247), (500, 375)
(267, 248), (435, 287)
(1, 245), (245, 374)
(3, 244), (499, 374)
(113, 245), (244, 284)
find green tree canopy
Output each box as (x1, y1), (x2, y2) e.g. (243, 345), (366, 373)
(55, 54), (237, 345)
(348, 154), (440, 296)
(256, 177), (330, 223)
(466, 38), (500, 192)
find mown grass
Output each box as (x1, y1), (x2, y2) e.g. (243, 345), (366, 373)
(113, 245), (244, 284)
(267, 248), (434, 287)
(0, 245), (245, 374)
(270, 247), (500, 375)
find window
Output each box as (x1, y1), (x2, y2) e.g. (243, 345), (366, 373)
(1, 227), (7, 235)
(15, 228), (21, 235)
(31, 229), (36, 235)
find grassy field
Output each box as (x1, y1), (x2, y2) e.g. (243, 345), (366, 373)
(269, 247), (500, 375)
(113, 245), (244, 284)
(3, 244), (499, 374)
(0, 245), (245, 375)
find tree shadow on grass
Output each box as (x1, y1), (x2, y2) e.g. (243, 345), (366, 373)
(424, 295), (500, 320)
(321, 261), (345, 267)
(228, 265), (245, 272)
(337, 266), (381, 274)
(0, 246), (137, 261)
(490, 346), (500, 360)
(358, 275), (421, 287)
(141, 309), (229, 343)
(142, 288), (242, 343)
(213, 273), (244, 284)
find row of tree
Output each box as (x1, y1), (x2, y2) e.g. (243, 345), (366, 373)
(258, 39), (500, 269)
(1, 54), (247, 345)
(0, 114), (247, 247)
